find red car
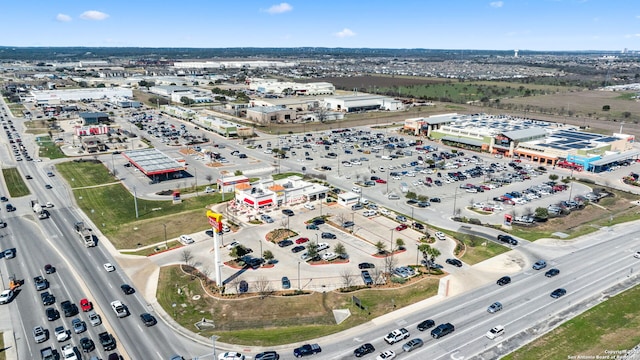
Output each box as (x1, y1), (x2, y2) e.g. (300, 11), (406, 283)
(295, 237), (309, 244)
(395, 224), (408, 231)
(375, 179), (387, 184)
(80, 298), (93, 312)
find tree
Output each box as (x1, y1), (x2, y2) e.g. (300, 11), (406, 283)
(205, 174), (213, 184)
(263, 250), (274, 263)
(374, 241), (386, 255)
(340, 269), (355, 288)
(383, 254), (398, 278)
(549, 174), (559, 181)
(396, 238), (405, 251)
(180, 96), (195, 106)
(406, 191), (417, 199)
(602, 105), (610, 111)
(314, 106), (329, 123)
(535, 207), (549, 220)
(306, 242), (319, 260)
(180, 249), (194, 267)
(334, 242), (347, 259)
(254, 276), (272, 298)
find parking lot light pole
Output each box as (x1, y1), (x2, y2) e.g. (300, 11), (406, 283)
(416, 244), (420, 266)
(211, 335), (219, 360)
(259, 239), (263, 262)
(298, 262), (301, 290)
(162, 223), (167, 249)
(390, 229), (394, 252)
(315, 233), (319, 245)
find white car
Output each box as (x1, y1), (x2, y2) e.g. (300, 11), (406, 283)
(322, 252), (338, 261)
(226, 241), (240, 250)
(0, 289), (13, 304)
(103, 263), (115, 272)
(486, 325), (505, 339)
(316, 242), (330, 251)
(376, 350), (396, 360)
(435, 232), (447, 241)
(218, 351), (245, 360)
(45, 202), (54, 208)
(55, 326), (70, 342)
(33, 326), (47, 343)
(61, 344), (77, 360)
(380, 208), (391, 216)
(179, 235), (195, 244)
(222, 225), (230, 233)
(303, 203), (316, 210)
(110, 300), (129, 318)
(634, 251), (640, 259)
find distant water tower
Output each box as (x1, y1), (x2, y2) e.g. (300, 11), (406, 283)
(514, 49), (519, 58)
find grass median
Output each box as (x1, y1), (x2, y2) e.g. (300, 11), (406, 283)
(158, 265), (440, 346)
(2, 167), (30, 198)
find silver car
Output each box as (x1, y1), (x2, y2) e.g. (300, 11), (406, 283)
(33, 326), (47, 343)
(402, 338), (424, 352)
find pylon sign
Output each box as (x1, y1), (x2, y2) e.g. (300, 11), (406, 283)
(206, 210), (223, 233)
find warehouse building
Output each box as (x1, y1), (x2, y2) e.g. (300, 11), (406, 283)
(248, 78), (335, 96)
(246, 106), (296, 124)
(28, 88), (133, 105)
(323, 94), (403, 112)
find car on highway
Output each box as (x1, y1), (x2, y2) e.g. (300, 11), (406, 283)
(33, 325), (47, 343)
(103, 263), (116, 272)
(0, 289), (14, 304)
(46, 307), (60, 321)
(376, 350), (396, 360)
(255, 351), (280, 360)
(293, 343), (321, 357)
(545, 268), (560, 278)
(278, 239), (293, 247)
(431, 322), (455, 339)
(61, 300), (78, 317)
(291, 245), (305, 253)
(354, 343), (375, 357)
(486, 325), (505, 339)
(80, 298), (92, 312)
(61, 344), (77, 360)
(445, 258), (463, 267)
(111, 300), (129, 318)
(72, 318), (86, 334)
(487, 301), (503, 313)
(120, 284), (135, 295)
(33, 276), (49, 291)
(551, 288), (567, 298)
(218, 352), (245, 360)
(45, 184), (52, 189)
(417, 319), (435, 331)
(634, 251), (640, 259)
(496, 276), (511, 286)
(80, 337), (95, 353)
(2, 248), (15, 259)
(384, 328), (410, 344)
(402, 338), (424, 352)
(55, 325), (70, 342)
(44, 264), (56, 274)
(533, 260), (547, 270)
(140, 313), (157, 327)
(88, 311), (102, 326)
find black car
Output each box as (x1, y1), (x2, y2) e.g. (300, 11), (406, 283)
(497, 234), (518, 245)
(44, 264), (56, 274)
(353, 343), (375, 357)
(496, 276), (511, 286)
(358, 262), (375, 269)
(0, 196), (7, 202)
(291, 245), (305, 253)
(431, 322), (455, 339)
(445, 258), (463, 267)
(41, 291), (55, 306)
(417, 319), (435, 331)
(140, 313), (157, 327)
(255, 351), (280, 360)
(545, 268), (560, 278)
(278, 240), (294, 248)
(46, 307), (60, 321)
(45, 184), (52, 189)
(120, 284), (135, 295)
(312, 218), (325, 225)
(412, 222), (425, 230)
(551, 288), (567, 298)
(321, 232), (336, 239)
(239, 280), (248, 293)
(430, 197), (441, 203)
(282, 209), (295, 216)
(80, 337), (95, 352)
(61, 300), (79, 317)
(342, 221), (354, 228)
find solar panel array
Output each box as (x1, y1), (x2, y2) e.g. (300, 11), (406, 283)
(538, 129), (620, 151)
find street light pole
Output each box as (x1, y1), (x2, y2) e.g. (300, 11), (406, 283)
(315, 233), (319, 245)
(390, 228), (394, 252)
(416, 244), (420, 266)
(297, 262), (301, 290)
(133, 186), (139, 219)
(162, 223), (167, 249)
(259, 239), (263, 262)
(211, 335), (219, 360)
(452, 185), (458, 217)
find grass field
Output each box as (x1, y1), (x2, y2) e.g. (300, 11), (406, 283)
(503, 284), (640, 360)
(157, 265), (439, 345)
(36, 136), (66, 160)
(56, 160), (224, 248)
(1, 167), (30, 198)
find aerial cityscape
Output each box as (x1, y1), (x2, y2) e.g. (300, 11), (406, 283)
(0, 2), (640, 360)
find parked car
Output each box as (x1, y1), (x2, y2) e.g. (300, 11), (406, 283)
(321, 232), (336, 239)
(395, 224), (408, 231)
(445, 258), (463, 267)
(358, 262), (375, 269)
(281, 277), (291, 289)
(278, 240), (294, 248)
(282, 209), (295, 216)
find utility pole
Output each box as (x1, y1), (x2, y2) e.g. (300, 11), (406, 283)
(133, 186), (139, 219)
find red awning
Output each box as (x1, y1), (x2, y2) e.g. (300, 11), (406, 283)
(244, 198), (255, 205)
(258, 199), (273, 206)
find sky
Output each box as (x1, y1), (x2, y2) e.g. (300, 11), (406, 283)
(1, 0), (638, 51)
